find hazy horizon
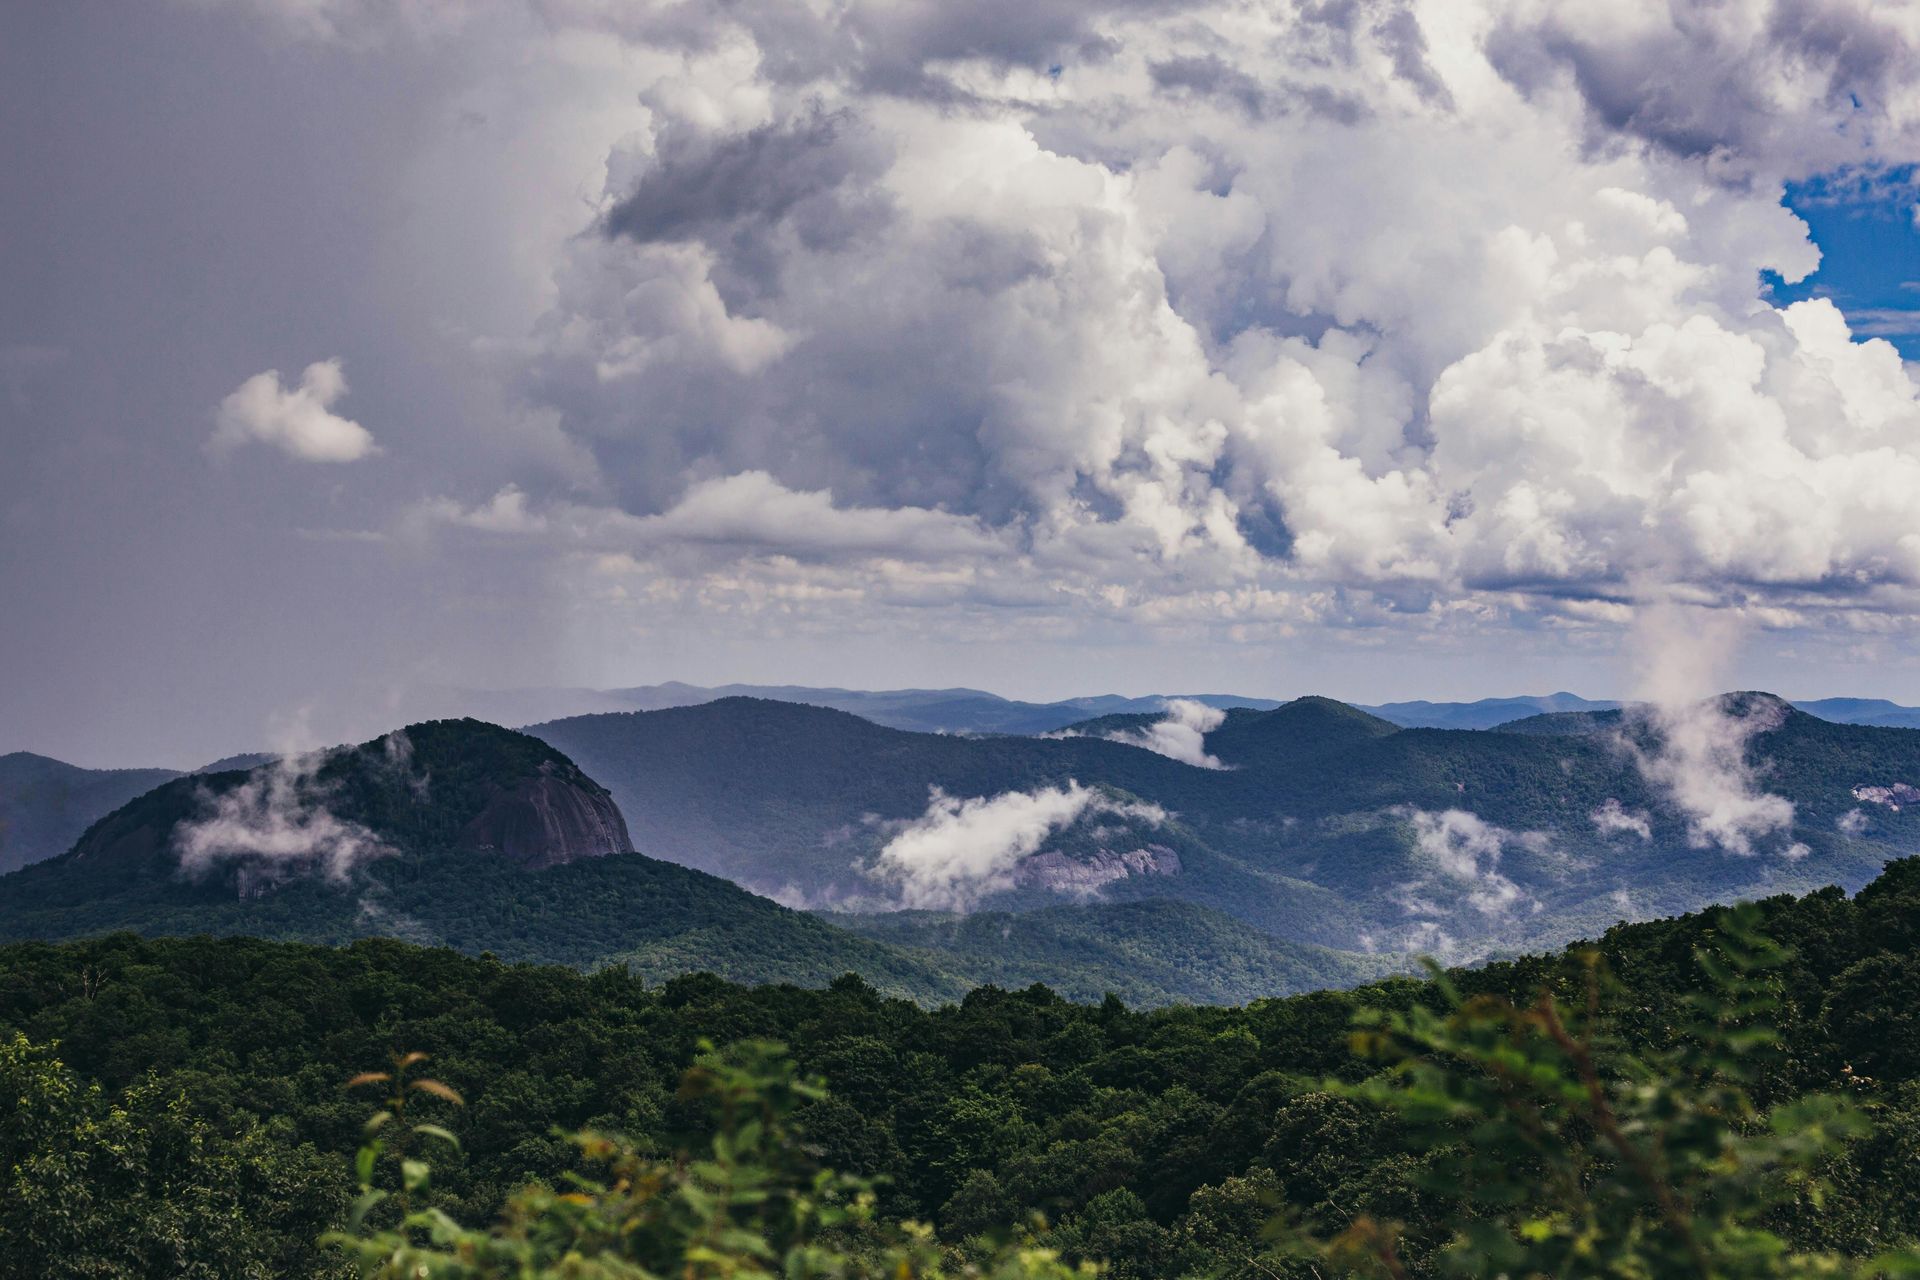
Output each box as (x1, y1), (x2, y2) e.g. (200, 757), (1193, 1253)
(12, 674), (1916, 772)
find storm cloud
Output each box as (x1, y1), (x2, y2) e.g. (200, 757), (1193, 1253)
(14, 0), (1920, 763)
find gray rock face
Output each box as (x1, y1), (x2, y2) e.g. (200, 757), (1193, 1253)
(457, 763), (635, 869)
(1019, 844), (1182, 896)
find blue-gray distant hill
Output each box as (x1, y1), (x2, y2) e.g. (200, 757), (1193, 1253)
(588, 681), (1284, 735)
(1356, 693), (1620, 729)
(0, 753), (182, 875)
(527, 693), (1920, 962)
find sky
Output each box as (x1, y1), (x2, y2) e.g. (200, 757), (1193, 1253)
(11, 1), (1920, 766)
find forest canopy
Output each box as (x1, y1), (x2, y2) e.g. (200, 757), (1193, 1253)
(11, 858), (1920, 1275)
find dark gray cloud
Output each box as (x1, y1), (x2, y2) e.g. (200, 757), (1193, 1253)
(606, 110), (893, 249)
(1487, 0), (1915, 169)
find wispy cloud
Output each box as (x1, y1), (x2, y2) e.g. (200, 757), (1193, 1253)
(1622, 604), (1795, 858)
(1093, 699), (1229, 769)
(174, 750), (390, 887)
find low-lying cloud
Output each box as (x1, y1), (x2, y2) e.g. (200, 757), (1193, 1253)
(1401, 807), (1538, 918)
(1100, 699), (1228, 769)
(173, 751), (390, 886)
(1590, 798), (1653, 841)
(864, 781), (1166, 911)
(1622, 604), (1796, 857)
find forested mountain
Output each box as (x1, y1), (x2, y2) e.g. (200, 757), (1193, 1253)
(0, 718), (1392, 1006)
(530, 693), (1920, 961)
(9, 859), (1920, 1276)
(16, 691), (1920, 1004)
(0, 719), (963, 1000)
(826, 899), (1400, 1005)
(0, 752), (181, 874)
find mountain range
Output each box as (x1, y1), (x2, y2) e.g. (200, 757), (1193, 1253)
(525, 692), (1920, 959)
(7, 687), (1920, 1006)
(0, 718), (1392, 1004)
(300, 679), (1920, 736)
(0, 753), (182, 875)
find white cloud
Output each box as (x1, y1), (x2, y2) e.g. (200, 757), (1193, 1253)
(463, 0), (1920, 647)
(210, 359), (378, 462)
(616, 471), (998, 559)
(1839, 807), (1869, 835)
(1100, 698), (1228, 768)
(1590, 798), (1652, 841)
(1622, 603), (1796, 856)
(1404, 807), (1536, 917)
(864, 781), (1165, 911)
(418, 484), (549, 533)
(175, 1), (1920, 660)
(414, 470), (1003, 567)
(174, 751), (389, 886)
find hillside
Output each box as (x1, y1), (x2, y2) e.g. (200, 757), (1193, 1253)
(529, 693), (1920, 961)
(0, 720), (960, 1000)
(0, 717), (1396, 1006)
(827, 898), (1403, 1004)
(0, 753), (182, 874)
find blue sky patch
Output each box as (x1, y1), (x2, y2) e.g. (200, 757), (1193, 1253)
(1770, 168), (1920, 358)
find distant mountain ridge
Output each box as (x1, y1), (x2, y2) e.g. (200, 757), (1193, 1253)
(1357, 693), (1621, 729)
(0, 717), (1394, 1006)
(528, 692), (1920, 963)
(442, 681), (1920, 735)
(0, 754), (183, 875)
(9, 684), (1920, 882)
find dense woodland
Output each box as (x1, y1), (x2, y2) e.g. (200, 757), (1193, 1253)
(11, 857), (1920, 1276)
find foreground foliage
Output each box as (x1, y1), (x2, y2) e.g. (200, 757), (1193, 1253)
(330, 1042), (1095, 1279)
(1287, 907), (1910, 1278)
(12, 858), (1920, 1276)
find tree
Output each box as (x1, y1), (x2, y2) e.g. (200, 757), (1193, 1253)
(1283, 907), (1913, 1279)
(0, 1032), (347, 1279)
(327, 1040), (1099, 1279)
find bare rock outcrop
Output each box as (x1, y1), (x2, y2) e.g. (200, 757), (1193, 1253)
(457, 762), (634, 869)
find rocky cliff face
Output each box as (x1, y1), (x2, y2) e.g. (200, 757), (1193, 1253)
(1019, 845), (1182, 896)
(457, 761), (635, 869)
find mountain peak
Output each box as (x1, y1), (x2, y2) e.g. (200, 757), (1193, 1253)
(1205, 695), (1399, 768)
(43, 718), (630, 890)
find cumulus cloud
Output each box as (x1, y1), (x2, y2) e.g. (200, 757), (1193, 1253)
(445, 0), (1920, 649)
(415, 470), (1002, 567)
(1100, 698), (1228, 768)
(166, 1), (1920, 667)
(417, 484), (549, 534)
(173, 751), (390, 887)
(1590, 797), (1653, 840)
(864, 781), (1165, 911)
(210, 359), (378, 462)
